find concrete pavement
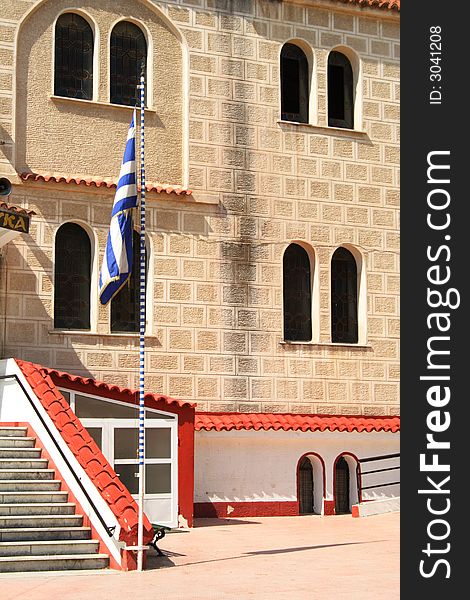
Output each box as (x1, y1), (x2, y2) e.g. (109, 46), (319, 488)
(0, 513), (399, 600)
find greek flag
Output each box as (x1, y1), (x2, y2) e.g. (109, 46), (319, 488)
(99, 111), (138, 305)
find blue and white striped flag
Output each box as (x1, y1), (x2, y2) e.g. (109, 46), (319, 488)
(99, 111), (138, 305)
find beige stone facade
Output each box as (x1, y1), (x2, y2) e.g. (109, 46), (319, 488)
(0, 0), (399, 415)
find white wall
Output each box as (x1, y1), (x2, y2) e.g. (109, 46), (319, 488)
(195, 429), (400, 508)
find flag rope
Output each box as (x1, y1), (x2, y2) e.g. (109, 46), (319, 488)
(137, 65), (146, 573)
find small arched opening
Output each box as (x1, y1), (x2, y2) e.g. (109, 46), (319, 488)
(297, 453), (325, 515)
(334, 453), (360, 514)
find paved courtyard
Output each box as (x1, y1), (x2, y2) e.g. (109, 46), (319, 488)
(0, 513), (399, 600)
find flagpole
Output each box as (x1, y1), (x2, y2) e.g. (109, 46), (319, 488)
(137, 63), (146, 572)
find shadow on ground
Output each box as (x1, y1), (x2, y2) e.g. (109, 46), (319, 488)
(194, 518), (262, 528)
(146, 539), (385, 570)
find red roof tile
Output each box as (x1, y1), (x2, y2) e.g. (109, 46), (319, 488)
(16, 359), (154, 545)
(20, 171), (192, 196)
(42, 365), (194, 409)
(195, 413), (400, 433)
(332, 0), (400, 9)
(0, 202), (35, 216)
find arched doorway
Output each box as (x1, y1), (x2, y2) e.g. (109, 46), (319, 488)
(335, 456), (350, 514)
(299, 456), (314, 514)
(297, 453), (325, 515)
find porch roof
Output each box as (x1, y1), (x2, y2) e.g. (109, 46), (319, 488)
(195, 412), (400, 433)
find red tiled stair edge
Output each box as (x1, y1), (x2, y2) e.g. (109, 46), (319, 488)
(195, 412), (400, 433)
(16, 359), (154, 545)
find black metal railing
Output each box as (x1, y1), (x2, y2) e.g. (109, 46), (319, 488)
(358, 452), (400, 495)
(0, 373), (115, 536)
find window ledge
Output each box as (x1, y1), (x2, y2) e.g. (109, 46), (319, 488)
(51, 95), (156, 113)
(280, 340), (372, 349)
(277, 120), (368, 138)
(49, 330), (158, 338)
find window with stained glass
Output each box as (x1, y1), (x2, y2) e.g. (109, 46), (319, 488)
(54, 13), (93, 100)
(280, 43), (309, 124)
(283, 243), (312, 342)
(110, 21), (147, 106)
(111, 230), (147, 333)
(328, 51), (354, 129)
(54, 223), (91, 329)
(331, 247), (358, 343)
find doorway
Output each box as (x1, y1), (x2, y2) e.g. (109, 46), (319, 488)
(335, 456), (350, 514)
(299, 456), (314, 514)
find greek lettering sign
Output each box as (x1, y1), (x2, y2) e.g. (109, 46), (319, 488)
(0, 209), (30, 234)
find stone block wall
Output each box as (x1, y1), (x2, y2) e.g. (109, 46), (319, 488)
(0, 0), (400, 415)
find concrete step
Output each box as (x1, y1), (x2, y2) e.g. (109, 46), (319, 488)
(0, 459), (48, 469)
(0, 428), (28, 438)
(0, 514), (83, 529)
(0, 527), (92, 542)
(0, 503), (76, 516)
(0, 491), (68, 504)
(0, 553), (109, 572)
(0, 448), (41, 459)
(0, 539), (100, 557)
(0, 469), (55, 481)
(0, 437), (36, 448)
(0, 480), (61, 492)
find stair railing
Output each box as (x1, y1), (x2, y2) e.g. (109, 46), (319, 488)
(357, 452), (400, 499)
(0, 373), (115, 537)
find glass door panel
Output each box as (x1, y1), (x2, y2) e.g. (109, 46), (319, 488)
(146, 464), (171, 494)
(146, 428), (171, 458)
(114, 428), (138, 460)
(87, 427), (103, 451)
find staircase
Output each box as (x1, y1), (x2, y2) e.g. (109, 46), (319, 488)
(0, 426), (109, 572)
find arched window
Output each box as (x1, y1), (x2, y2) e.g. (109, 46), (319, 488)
(328, 51), (354, 129)
(110, 21), (147, 106)
(54, 223), (91, 329)
(54, 13), (94, 100)
(111, 231), (147, 332)
(335, 457), (351, 514)
(280, 43), (309, 124)
(331, 247), (358, 344)
(283, 243), (312, 342)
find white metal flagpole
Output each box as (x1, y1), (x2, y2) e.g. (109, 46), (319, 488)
(137, 63), (146, 572)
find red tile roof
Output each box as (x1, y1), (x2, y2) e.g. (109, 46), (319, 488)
(334, 0), (400, 9)
(0, 202), (35, 216)
(44, 365), (195, 410)
(20, 171), (192, 196)
(16, 359), (154, 545)
(195, 413), (400, 433)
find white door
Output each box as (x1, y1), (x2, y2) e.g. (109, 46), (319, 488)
(81, 418), (178, 528)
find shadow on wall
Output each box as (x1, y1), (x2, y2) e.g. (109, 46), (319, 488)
(0, 124), (13, 168)
(1, 233), (92, 379)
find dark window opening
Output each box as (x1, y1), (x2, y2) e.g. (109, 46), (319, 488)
(54, 223), (91, 329)
(299, 457), (314, 515)
(111, 231), (147, 332)
(335, 457), (351, 514)
(110, 21), (147, 106)
(283, 243), (312, 342)
(331, 247), (358, 344)
(328, 51), (354, 129)
(281, 43), (309, 124)
(54, 13), (93, 100)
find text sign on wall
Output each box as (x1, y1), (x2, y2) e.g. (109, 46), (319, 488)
(0, 209), (30, 234)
